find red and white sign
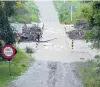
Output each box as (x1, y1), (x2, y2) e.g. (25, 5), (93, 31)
(1, 44), (16, 60)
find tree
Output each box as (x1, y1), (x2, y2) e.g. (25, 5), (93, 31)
(81, 5), (92, 22)
(82, 1), (100, 49)
(0, 1), (16, 44)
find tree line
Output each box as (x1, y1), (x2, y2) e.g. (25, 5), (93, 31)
(82, 1), (100, 49)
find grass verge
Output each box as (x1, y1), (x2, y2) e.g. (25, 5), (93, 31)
(0, 49), (34, 87)
(76, 59), (100, 87)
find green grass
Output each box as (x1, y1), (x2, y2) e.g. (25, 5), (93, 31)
(9, 1), (40, 23)
(76, 60), (100, 87)
(0, 49), (33, 87)
(54, 1), (91, 24)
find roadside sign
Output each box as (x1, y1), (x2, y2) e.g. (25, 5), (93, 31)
(1, 44), (17, 60)
(1, 43), (17, 76)
(69, 6), (75, 11)
(68, 6), (75, 21)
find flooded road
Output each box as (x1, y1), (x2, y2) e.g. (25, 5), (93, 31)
(7, 61), (83, 87)
(6, 1), (94, 87)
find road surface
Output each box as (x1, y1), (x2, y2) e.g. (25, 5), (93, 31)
(7, 1), (94, 87)
(33, 1), (93, 62)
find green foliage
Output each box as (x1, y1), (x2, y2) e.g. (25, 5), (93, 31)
(31, 15), (40, 22)
(84, 30), (93, 41)
(81, 1), (100, 49)
(93, 1), (100, 10)
(54, 1), (91, 24)
(77, 55), (100, 87)
(10, 1), (40, 23)
(77, 60), (100, 87)
(5, 1), (16, 17)
(0, 1), (15, 44)
(81, 6), (92, 20)
(11, 15), (32, 23)
(93, 13), (100, 26)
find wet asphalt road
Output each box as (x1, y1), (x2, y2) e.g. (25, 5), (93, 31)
(7, 61), (83, 87)
(6, 1), (89, 87)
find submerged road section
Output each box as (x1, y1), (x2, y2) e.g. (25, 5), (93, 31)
(7, 61), (83, 87)
(7, 1), (94, 87)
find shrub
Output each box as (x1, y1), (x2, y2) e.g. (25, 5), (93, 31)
(25, 46), (35, 53)
(21, 64), (27, 68)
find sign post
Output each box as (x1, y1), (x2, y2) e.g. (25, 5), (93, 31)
(8, 61), (11, 76)
(1, 43), (17, 76)
(69, 6), (75, 21)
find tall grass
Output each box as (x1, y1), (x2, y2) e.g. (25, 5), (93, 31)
(77, 59), (100, 87)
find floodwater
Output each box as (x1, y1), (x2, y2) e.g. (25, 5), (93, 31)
(6, 1), (97, 87)
(7, 61), (83, 87)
